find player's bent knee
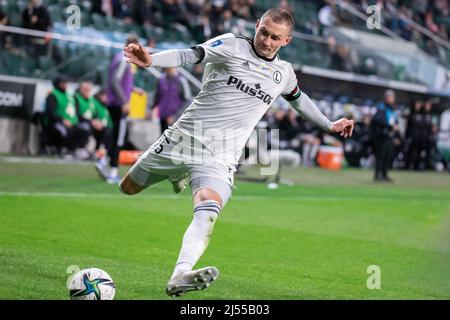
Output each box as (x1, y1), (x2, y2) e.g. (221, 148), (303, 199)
(194, 188), (223, 208)
(120, 175), (144, 196)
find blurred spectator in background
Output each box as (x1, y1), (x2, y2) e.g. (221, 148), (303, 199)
(91, 0), (113, 16)
(437, 105), (450, 171)
(345, 111), (373, 167)
(333, 44), (355, 73)
(265, 99), (302, 167)
(130, 0), (157, 26)
(0, 10), (9, 50)
(74, 81), (112, 157)
(404, 100), (424, 170)
(318, 1), (336, 30)
(360, 57), (378, 76)
(93, 89), (113, 160)
(44, 75), (90, 158)
(298, 118), (322, 167)
(185, 1), (210, 42)
(209, 0), (228, 37)
(425, 0), (449, 35)
(228, 0), (257, 20)
(152, 67), (192, 133)
(422, 99), (439, 170)
(193, 14), (211, 43)
(396, 4), (415, 41)
(221, 9), (235, 33)
(160, 0), (192, 34)
(326, 35), (338, 64)
(99, 35), (139, 184)
(21, 0), (51, 57)
(371, 89), (399, 182)
(279, 0), (294, 16)
(335, 0), (355, 26)
(271, 104), (299, 150)
(326, 35), (356, 73)
(146, 37), (157, 50)
(75, 81), (95, 122)
(442, 70), (450, 92)
(91, 0), (104, 16)
(111, 0), (125, 18)
(390, 122), (405, 170)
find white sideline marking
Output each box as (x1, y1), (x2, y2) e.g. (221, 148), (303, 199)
(0, 191), (177, 199)
(3, 157), (93, 166)
(0, 191), (420, 202)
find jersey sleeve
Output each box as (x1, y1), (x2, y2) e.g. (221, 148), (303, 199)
(282, 66), (301, 101)
(193, 33), (237, 64)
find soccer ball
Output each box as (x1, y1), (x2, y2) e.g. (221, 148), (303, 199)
(69, 268), (115, 300)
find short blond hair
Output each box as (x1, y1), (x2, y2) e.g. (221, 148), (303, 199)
(261, 8), (295, 33)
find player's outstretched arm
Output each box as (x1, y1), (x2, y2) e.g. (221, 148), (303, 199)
(287, 92), (354, 138)
(124, 43), (202, 69)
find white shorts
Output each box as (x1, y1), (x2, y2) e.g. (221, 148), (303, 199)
(127, 132), (236, 206)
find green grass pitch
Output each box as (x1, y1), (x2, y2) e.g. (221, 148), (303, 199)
(0, 156), (449, 300)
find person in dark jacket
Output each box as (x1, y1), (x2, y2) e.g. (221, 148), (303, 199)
(44, 75), (90, 156)
(422, 100), (438, 170)
(371, 89), (399, 182)
(21, 0), (51, 57)
(405, 100), (424, 170)
(345, 112), (373, 167)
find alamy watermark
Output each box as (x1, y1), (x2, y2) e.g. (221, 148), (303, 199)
(66, 265), (81, 289)
(66, 5), (81, 30)
(151, 122), (281, 176)
(366, 265), (381, 289)
(366, 5), (381, 30)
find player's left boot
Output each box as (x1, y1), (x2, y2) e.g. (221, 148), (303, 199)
(95, 161), (108, 181)
(166, 266), (219, 298)
(170, 175), (188, 194)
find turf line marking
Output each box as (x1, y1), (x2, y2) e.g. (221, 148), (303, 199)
(0, 191), (436, 203)
(2, 157), (94, 166)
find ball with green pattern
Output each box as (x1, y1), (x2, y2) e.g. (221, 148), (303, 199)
(69, 268), (115, 300)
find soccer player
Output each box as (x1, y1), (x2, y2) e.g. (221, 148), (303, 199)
(123, 8), (354, 297)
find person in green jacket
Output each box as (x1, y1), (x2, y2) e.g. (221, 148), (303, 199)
(44, 75), (90, 156)
(74, 81), (112, 154)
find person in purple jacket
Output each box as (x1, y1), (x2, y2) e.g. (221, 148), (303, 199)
(96, 35), (139, 184)
(153, 67), (192, 133)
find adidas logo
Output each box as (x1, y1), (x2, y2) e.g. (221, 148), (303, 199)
(241, 61), (250, 69)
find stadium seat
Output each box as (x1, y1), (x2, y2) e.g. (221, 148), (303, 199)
(0, 59), (6, 74)
(47, 4), (64, 23)
(105, 15), (123, 32)
(38, 56), (54, 72)
(91, 13), (107, 29)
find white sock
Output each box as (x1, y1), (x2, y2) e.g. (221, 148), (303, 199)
(302, 144), (311, 166)
(310, 144), (319, 162)
(109, 167), (118, 178)
(171, 200), (221, 279)
(98, 155), (107, 166)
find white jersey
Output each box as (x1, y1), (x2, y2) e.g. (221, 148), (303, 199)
(165, 33), (301, 167)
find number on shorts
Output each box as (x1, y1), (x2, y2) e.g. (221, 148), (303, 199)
(154, 136), (170, 154)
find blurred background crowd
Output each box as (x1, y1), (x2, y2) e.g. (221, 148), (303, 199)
(0, 0), (449, 181)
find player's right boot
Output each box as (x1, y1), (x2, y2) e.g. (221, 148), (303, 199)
(166, 266), (219, 298)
